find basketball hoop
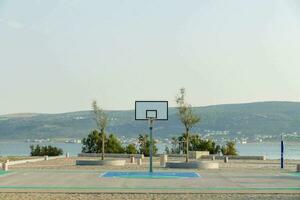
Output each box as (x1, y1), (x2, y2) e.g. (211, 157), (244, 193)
(135, 101), (168, 173)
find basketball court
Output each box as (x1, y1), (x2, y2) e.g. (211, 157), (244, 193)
(0, 101), (299, 194)
(0, 165), (299, 193)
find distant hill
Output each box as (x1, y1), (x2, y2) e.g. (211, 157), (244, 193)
(1, 101), (300, 140)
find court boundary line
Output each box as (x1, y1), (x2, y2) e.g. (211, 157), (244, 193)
(0, 185), (299, 191)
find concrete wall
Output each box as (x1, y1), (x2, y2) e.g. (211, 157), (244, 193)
(165, 154), (266, 160)
(165, 151), (209, 159)
(3, 156), (64, 166)
(78, 153), (144, 158)
(78, 153), (266, 160)
(202, 155), (266, 160)
(189, 151), (210, 159)
(76, 159), (126, 166)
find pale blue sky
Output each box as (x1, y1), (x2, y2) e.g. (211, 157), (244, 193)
(1, 0), (300, 114)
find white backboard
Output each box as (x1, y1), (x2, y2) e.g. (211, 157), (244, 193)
(135, 101), (168, 120)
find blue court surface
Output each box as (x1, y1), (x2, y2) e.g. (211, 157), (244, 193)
(100, 171), (201, 179)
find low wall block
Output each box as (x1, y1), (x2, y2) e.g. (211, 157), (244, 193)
(188, 151), (210, 159)
(166, 161), (200, 169)
(130, 156), (135, 163)
(137, 158), (142, 165)
(201, 155), (266, 160)
(76, 159), (126, 166)
(160, 154), (168, 167)
(198, 161), (219, 169)
(2, 163), (8, 171)
(224, 157), (229, 163)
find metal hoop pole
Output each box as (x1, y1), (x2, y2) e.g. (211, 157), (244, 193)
(149, 118), (154, 173)
(281, 134), (284, 169)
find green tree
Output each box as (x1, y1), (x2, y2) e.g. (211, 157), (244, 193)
(30, 144), (41, 156)
(190, 135), (221, 154)
(176, 88), (200, 162)
(92, 100), (108, 160)
(138, 134), (158, 156)
(171, 137), (180, 154)
(202, 140), (221, 154)
(82, 130), (125, 154)
(125, 144), (138, 154)
(189, 134), (202, 151)
(164, 146), (170, 154)
(82, 130), (101, 153)
(221, 141), (238, 155)
(106, 134), (125, 153)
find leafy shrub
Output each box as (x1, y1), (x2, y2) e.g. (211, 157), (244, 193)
(171, 133), (221, 154)
(30, 145), (63, 156)
(221, 141), (238, 155)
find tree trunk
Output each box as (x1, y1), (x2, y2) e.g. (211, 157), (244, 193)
(185, 128), (189, 163)
(101, 129), (105, 160)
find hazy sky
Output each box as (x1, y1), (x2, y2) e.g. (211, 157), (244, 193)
(1, 0), (300, 114)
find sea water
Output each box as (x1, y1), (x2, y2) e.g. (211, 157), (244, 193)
(0, 142), (299, 159)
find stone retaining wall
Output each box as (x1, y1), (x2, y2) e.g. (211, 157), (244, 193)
(78, 153), (144, 158)
(6, 156), (64, 166)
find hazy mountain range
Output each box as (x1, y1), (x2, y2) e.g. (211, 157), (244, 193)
(0, 101), (300, 140)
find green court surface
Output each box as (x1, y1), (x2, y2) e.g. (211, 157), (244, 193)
(0, 170), (11, 176)
(289, 172), (300, 177)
